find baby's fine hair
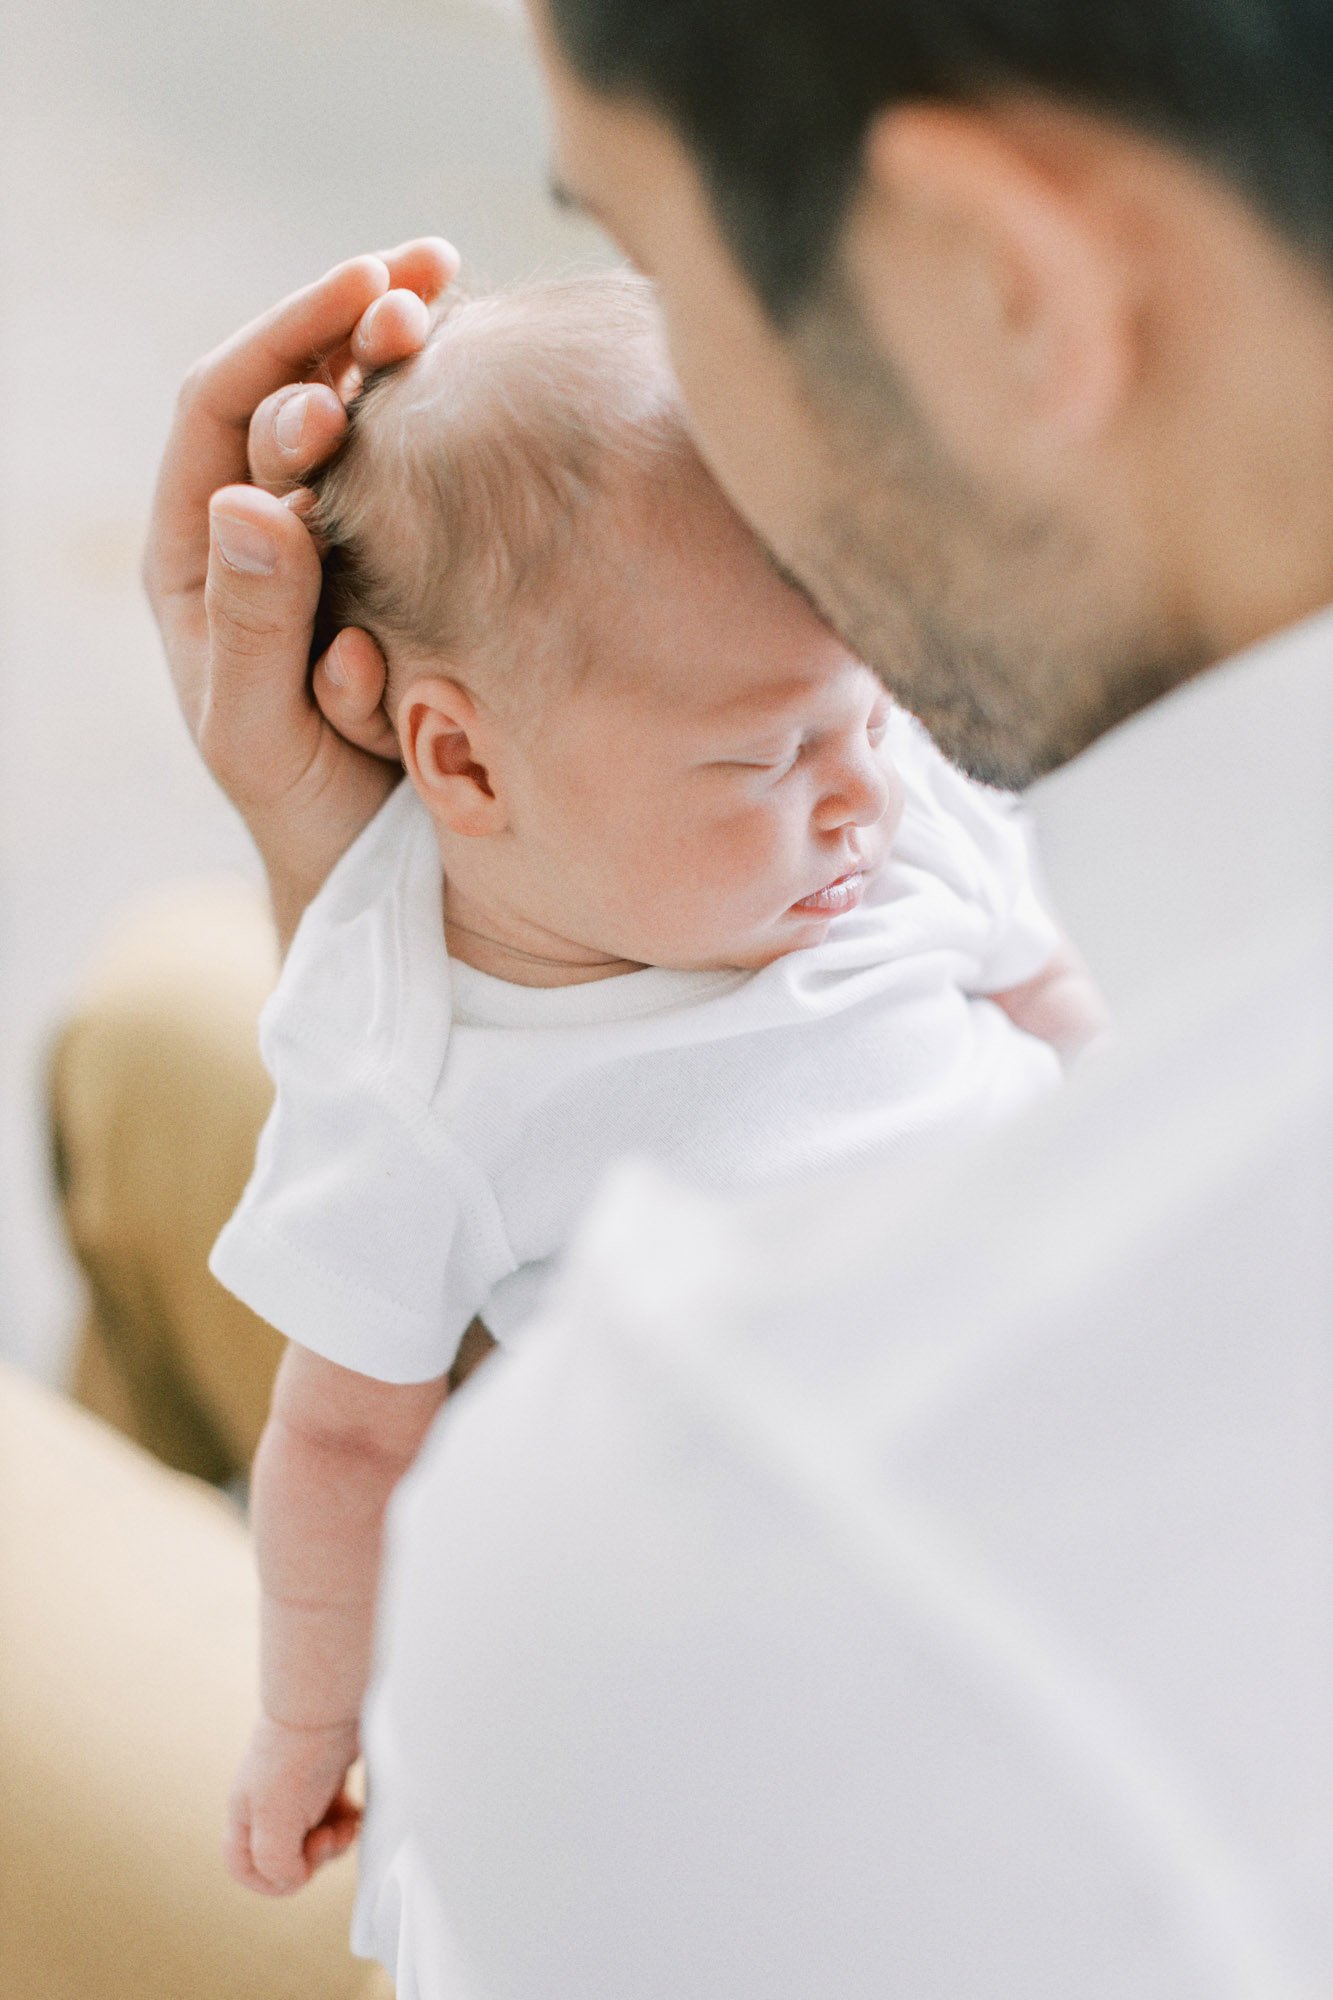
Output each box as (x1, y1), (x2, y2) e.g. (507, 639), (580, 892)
(311, 268), (690, 687)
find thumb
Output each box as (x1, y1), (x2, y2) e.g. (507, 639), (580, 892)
(203, 484), (324, 801)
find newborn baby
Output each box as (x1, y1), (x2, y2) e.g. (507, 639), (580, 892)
(212, 271), (1103, 1908)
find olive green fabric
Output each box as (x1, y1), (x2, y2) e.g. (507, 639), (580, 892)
(50, 881), (284, 1484)
(0, 1361), (392, 2000)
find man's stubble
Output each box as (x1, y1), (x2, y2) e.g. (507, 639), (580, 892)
(783, 294), (1210, 790)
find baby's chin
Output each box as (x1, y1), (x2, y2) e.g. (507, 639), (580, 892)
(756, 918), (840, 967)
(633, 867), (881, 973)
(694, 910), (839, 973)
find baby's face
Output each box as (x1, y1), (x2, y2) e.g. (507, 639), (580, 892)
(477, 467), (905, 973)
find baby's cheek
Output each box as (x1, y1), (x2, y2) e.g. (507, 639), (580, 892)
(706, 816), (801, 928)
(648, 833), (756, 937)
(600, 829), (709, 935)
(691, 810), (771, 886)
(609, 799), (790, 956)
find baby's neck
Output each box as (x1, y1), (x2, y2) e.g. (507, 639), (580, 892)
(442, 882), (645, 989)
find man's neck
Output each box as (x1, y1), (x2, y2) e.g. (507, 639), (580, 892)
(442, 881), (645, 989)
(1166, 220), (1333, 667)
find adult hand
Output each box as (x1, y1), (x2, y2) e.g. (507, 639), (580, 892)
(144, 239), (459, 949)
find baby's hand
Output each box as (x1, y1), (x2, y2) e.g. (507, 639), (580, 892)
(225, 1715), (362, 1895)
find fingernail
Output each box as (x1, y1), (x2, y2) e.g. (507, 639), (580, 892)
(274, 390), (310, 452)
(324, 636), (349, 687)
(212, 511), (277, 575)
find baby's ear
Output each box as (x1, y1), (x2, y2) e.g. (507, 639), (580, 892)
(397, 676), (507, 837)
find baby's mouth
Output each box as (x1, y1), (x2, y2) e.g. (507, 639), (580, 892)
(789, 868), (866, 917)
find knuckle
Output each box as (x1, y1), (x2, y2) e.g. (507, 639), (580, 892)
(204, 581), (287, 650)
(222, 610), (285, 654)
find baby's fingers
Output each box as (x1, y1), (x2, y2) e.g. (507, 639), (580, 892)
(303, 1790), (363, 1874)
(224, 1802), (295, 1899)
(249, 1805), (317, 1896)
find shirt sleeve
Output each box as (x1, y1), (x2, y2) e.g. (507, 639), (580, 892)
(891, 710), (1063, 993)
(210, 1006), (514, 1384)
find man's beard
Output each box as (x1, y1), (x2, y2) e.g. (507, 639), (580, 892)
(785, 294), (1209, 790)
(792, 504), (1205, 789)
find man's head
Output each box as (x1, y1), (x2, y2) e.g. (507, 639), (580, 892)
(533, 0), (1333, 786)
(313, 272), (902, 974)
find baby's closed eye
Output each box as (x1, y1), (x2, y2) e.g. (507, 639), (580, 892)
(721, 753), (802, 778)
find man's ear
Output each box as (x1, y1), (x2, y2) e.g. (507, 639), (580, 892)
(397, 676), (509, 837)
(843, 103), (1134, 484)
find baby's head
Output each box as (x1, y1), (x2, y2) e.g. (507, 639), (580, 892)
(313, 271), (901, 973)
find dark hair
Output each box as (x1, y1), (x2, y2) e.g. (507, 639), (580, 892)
(548, 0), (1333, 319)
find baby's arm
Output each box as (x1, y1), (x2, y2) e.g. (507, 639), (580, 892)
(225, 1343), (448, 1896)
(989, 936), (1112, 1064)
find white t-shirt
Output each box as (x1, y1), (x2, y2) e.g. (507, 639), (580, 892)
(211, 705), (1060, 1382)
(362, 607), (1333, 1999)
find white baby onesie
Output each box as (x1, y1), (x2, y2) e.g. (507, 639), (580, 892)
(211, 706), (1062, 1382)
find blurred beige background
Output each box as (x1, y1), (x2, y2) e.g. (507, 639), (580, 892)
(0, 0), (609, 1378)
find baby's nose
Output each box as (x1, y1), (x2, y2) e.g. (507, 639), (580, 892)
(817, 748), (893, 829)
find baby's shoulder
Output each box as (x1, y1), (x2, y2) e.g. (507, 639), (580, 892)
(262, 785), (451, 1098)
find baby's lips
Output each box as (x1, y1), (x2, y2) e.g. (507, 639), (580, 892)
(790, 867), (867, 915)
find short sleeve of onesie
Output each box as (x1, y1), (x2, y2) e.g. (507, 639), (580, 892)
(210, 789), (514, 1383)
(211, 1016), (511, 1382)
